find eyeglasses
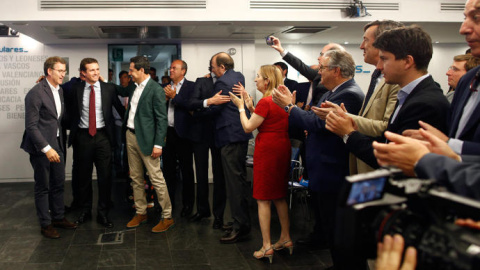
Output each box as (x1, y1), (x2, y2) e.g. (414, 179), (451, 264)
(447, 66), (462, 72)
(52, 69), (66, 74)
(319, 65), (337, 71)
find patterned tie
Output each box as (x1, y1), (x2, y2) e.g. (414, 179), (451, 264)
(360, 69), (382, 114)
(89, 84), (96, 136)
(470, 70), (480, 92)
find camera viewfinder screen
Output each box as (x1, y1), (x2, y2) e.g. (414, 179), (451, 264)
(346, 177), (386, 205)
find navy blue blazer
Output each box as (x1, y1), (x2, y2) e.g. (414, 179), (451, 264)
(289, 79), (364, 193)
(448, 66), (480, 155)
(210, 69), (253, 148)
(190, 76), (215, 143)
(21, 79), (65, 154)
(347, 75), (450, 169)
(169, 78), (195, 140)
(284, 77), (299, 93)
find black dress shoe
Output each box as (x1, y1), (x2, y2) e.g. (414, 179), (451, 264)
(212, 218), (223, 229)
(222, 221), (233, 231)
(189, 212), (210, 222)
(180, 206), (193, 217)
(75, 212), (92, 224)
(97, 215), (114, 228)
(220, 229), (248, 244)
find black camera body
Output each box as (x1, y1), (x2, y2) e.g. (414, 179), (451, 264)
(334, 168), (480, 270)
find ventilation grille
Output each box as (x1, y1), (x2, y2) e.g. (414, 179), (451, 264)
(282, 26), (331, 34)
(250, 1), (399, 10)
(40, 0), (206, 9)
(440, 3), (464, 11)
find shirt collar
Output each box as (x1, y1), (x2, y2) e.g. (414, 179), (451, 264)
(331, 79), (349, 93)
(46, 78), (60, 92)
(397, 74), (430, 105)
(87, 81), (100, 89)
(171, 77), (185, 87)
(135, 75), (151, 88)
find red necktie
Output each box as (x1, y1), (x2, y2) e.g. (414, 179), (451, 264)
(89, 84), (96, 136)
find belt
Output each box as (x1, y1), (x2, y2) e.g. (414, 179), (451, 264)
(128, 128), (135, 134)
(79, 127), (104, 131)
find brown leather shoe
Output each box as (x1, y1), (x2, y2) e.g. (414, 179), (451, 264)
(151, 218), (175, 233)
(53, 218), (77, 229)
(41, 224), (60, 239)
(126, 214), (147, 228)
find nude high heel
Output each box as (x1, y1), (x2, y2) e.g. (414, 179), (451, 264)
(253, 246), (274, 264)
(273, 240), (294, 255)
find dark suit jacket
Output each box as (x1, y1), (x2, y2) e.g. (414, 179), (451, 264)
(66, 81), (124, 147)
(347, 75), (450, 169)
(21, 79), (65, 154)
(283, 52), (328, 105)
(116, 79), (168, 155)
(210, 69), (253, 148)
(190, 76), (215, 143)
(169, 78), (195, 140)
(448, 66), (480, 155)
(284, 77), (299, 93)
(415, 153), (480, 200)
(289, 79), (365, 193)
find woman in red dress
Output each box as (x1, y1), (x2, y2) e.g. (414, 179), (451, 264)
(230, 65), (292, 263)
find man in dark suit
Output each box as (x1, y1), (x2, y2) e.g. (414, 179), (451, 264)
(66, 58), (124, 228)
(163, 59), (196, 217)
(273, 61), (298, 92)
(209, 52), (253, 243)
(270, 37), (345, 108)
(325, 26), (450, 170)
(21, 56), (77, 239)
(273, 50), (365, 253)
(121, 56), (174, 233)
(189, 62), (230, 227)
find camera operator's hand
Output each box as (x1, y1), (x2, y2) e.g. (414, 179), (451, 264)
(376, 234), (417, 270)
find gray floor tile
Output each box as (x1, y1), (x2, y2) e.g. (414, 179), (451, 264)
(98, 249), (135, 267)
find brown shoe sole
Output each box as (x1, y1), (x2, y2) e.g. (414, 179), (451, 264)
(151, 223), (175, 233)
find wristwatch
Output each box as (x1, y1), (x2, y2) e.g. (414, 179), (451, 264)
(284, 103), (294, 113)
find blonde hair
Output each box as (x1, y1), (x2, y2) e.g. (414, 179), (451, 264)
(259, 65), (283, 97)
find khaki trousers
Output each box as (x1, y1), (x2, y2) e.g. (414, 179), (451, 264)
(126, 130), (172, 218)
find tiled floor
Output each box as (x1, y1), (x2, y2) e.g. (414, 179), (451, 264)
(0, 177), (333, 270)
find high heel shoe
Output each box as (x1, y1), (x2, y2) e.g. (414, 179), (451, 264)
(273, 240), (294, 255)
(253, 246), (274, 264)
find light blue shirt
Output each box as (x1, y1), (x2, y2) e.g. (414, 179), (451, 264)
(448, 82), (480, 154)
(79, 81), (105, 129)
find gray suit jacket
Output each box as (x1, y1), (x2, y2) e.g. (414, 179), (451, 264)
(21, 79), (64, 154)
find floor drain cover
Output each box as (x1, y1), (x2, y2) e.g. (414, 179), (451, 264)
(97, 231), (124, 245)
